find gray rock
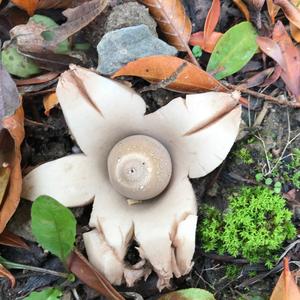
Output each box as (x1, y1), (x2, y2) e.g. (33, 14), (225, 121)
(97, 25), (177, 75)
(106, 2), (157, 36)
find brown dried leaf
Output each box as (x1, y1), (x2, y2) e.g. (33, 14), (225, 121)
(0, 107), (24, 233)
(0, 230), (29, 249)
(257, 21), (300, 101)
(0, 264), (15, 288)
(270, 257), (300, 300)
(274, 0), (300, 29)
(139, 0), (198, 65)
(266, 0), (280, 24)
(233, 0), (251, 20)
(43, 92), (58, 116)
(244, 0), (265, 11)
(112, 55), (227, 93)
(290, 22), (300, 42)
(11, 0), (72, 16)
(67, 249), (125, 300)
(241, 67), (275, 88)
(0, 166), (10, 206)
(139, 0), (191, 51)
(11, 0), (108, 54)
(15, 72), (59, 86)
(0, 65), (24, 232)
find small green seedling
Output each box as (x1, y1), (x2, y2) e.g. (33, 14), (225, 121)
(192, 45), (202, 58)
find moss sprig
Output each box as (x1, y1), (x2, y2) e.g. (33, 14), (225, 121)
(198, 187), (296, 268)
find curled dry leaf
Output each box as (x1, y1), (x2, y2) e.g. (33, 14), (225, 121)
(11, 0), (108, 54)
(112, 55), (227, 93)
(290, 23), (300, 42)
(233, 0), (251, 21)
(0, 264), (15, 288)
(139, 0), (191, 50)
(240, 67), (275, 88)
(67, 249), (125, 300)
(266, 0), (280, 23)
(189, 0), (222, 53)
(15, 72), (60, 86)
(139, 0), (198, 65)
(0, 64), (24, 233)
(204, 0), (221, 47)
(11, 0), (72, 16)
(0, 230), (29, 249)
(43, 92), (58, 116)
(0, 108), (24, 233)
(244, 0), (265, 11)
(273, 0), (300, 29)
(257, 21), (300, 102)
(270, 257), (300, 300)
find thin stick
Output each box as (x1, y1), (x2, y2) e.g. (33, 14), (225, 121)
(255, 111), (300, 176)
(2, 261), (69, 278)
(185, 41), (201, 67)
(139, 62), (187, 93)
(255, 133), (272, 173)
(224, 82), (300, 108)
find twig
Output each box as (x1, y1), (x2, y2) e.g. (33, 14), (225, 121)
(223, 82), (300, 108)
(184, 41), (201, 67)
(254, 133), (272, 173)
(277, 239), (300, 263)
(255, 111), (300, 176)
(138, 62), (187, 93)
(2, 260), (70, 278)
(253, 102), (270, 127)
(72, 288), (81, 300)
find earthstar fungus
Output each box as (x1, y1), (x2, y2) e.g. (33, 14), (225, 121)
(22, 65), (241, 289)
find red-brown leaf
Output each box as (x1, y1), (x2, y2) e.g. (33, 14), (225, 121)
(139, 0), (191, 51)
(0, 230), (29, 250)
(233, 0), (251, 21)
(139, 0), (198, 65)
(270, 257), (300, 300)
(112, 55), (227, 93)
(273, 0), (300, 29)
(67, 249), (125, 300)
(204, 0), (221, 46)
(11, 0), (72, 16)
(266, 0), (280, 24)
(0, 65), (24, 233)
(189, 31), (223, 53)
(0, 107), (24, 233)
(0, 264), (15, 288)
(257, 21), (300, 101)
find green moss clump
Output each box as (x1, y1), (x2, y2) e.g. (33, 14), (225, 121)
(234, 147), (254, 165)
(199, 187), (296, 268)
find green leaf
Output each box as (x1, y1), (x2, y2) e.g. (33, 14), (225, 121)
(207, 21), (258, 80)
(24, 288), (62, 300)
(31, 195), (76, 262)
(158, 288), (215, 300)
(1, 44), (41, 78)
